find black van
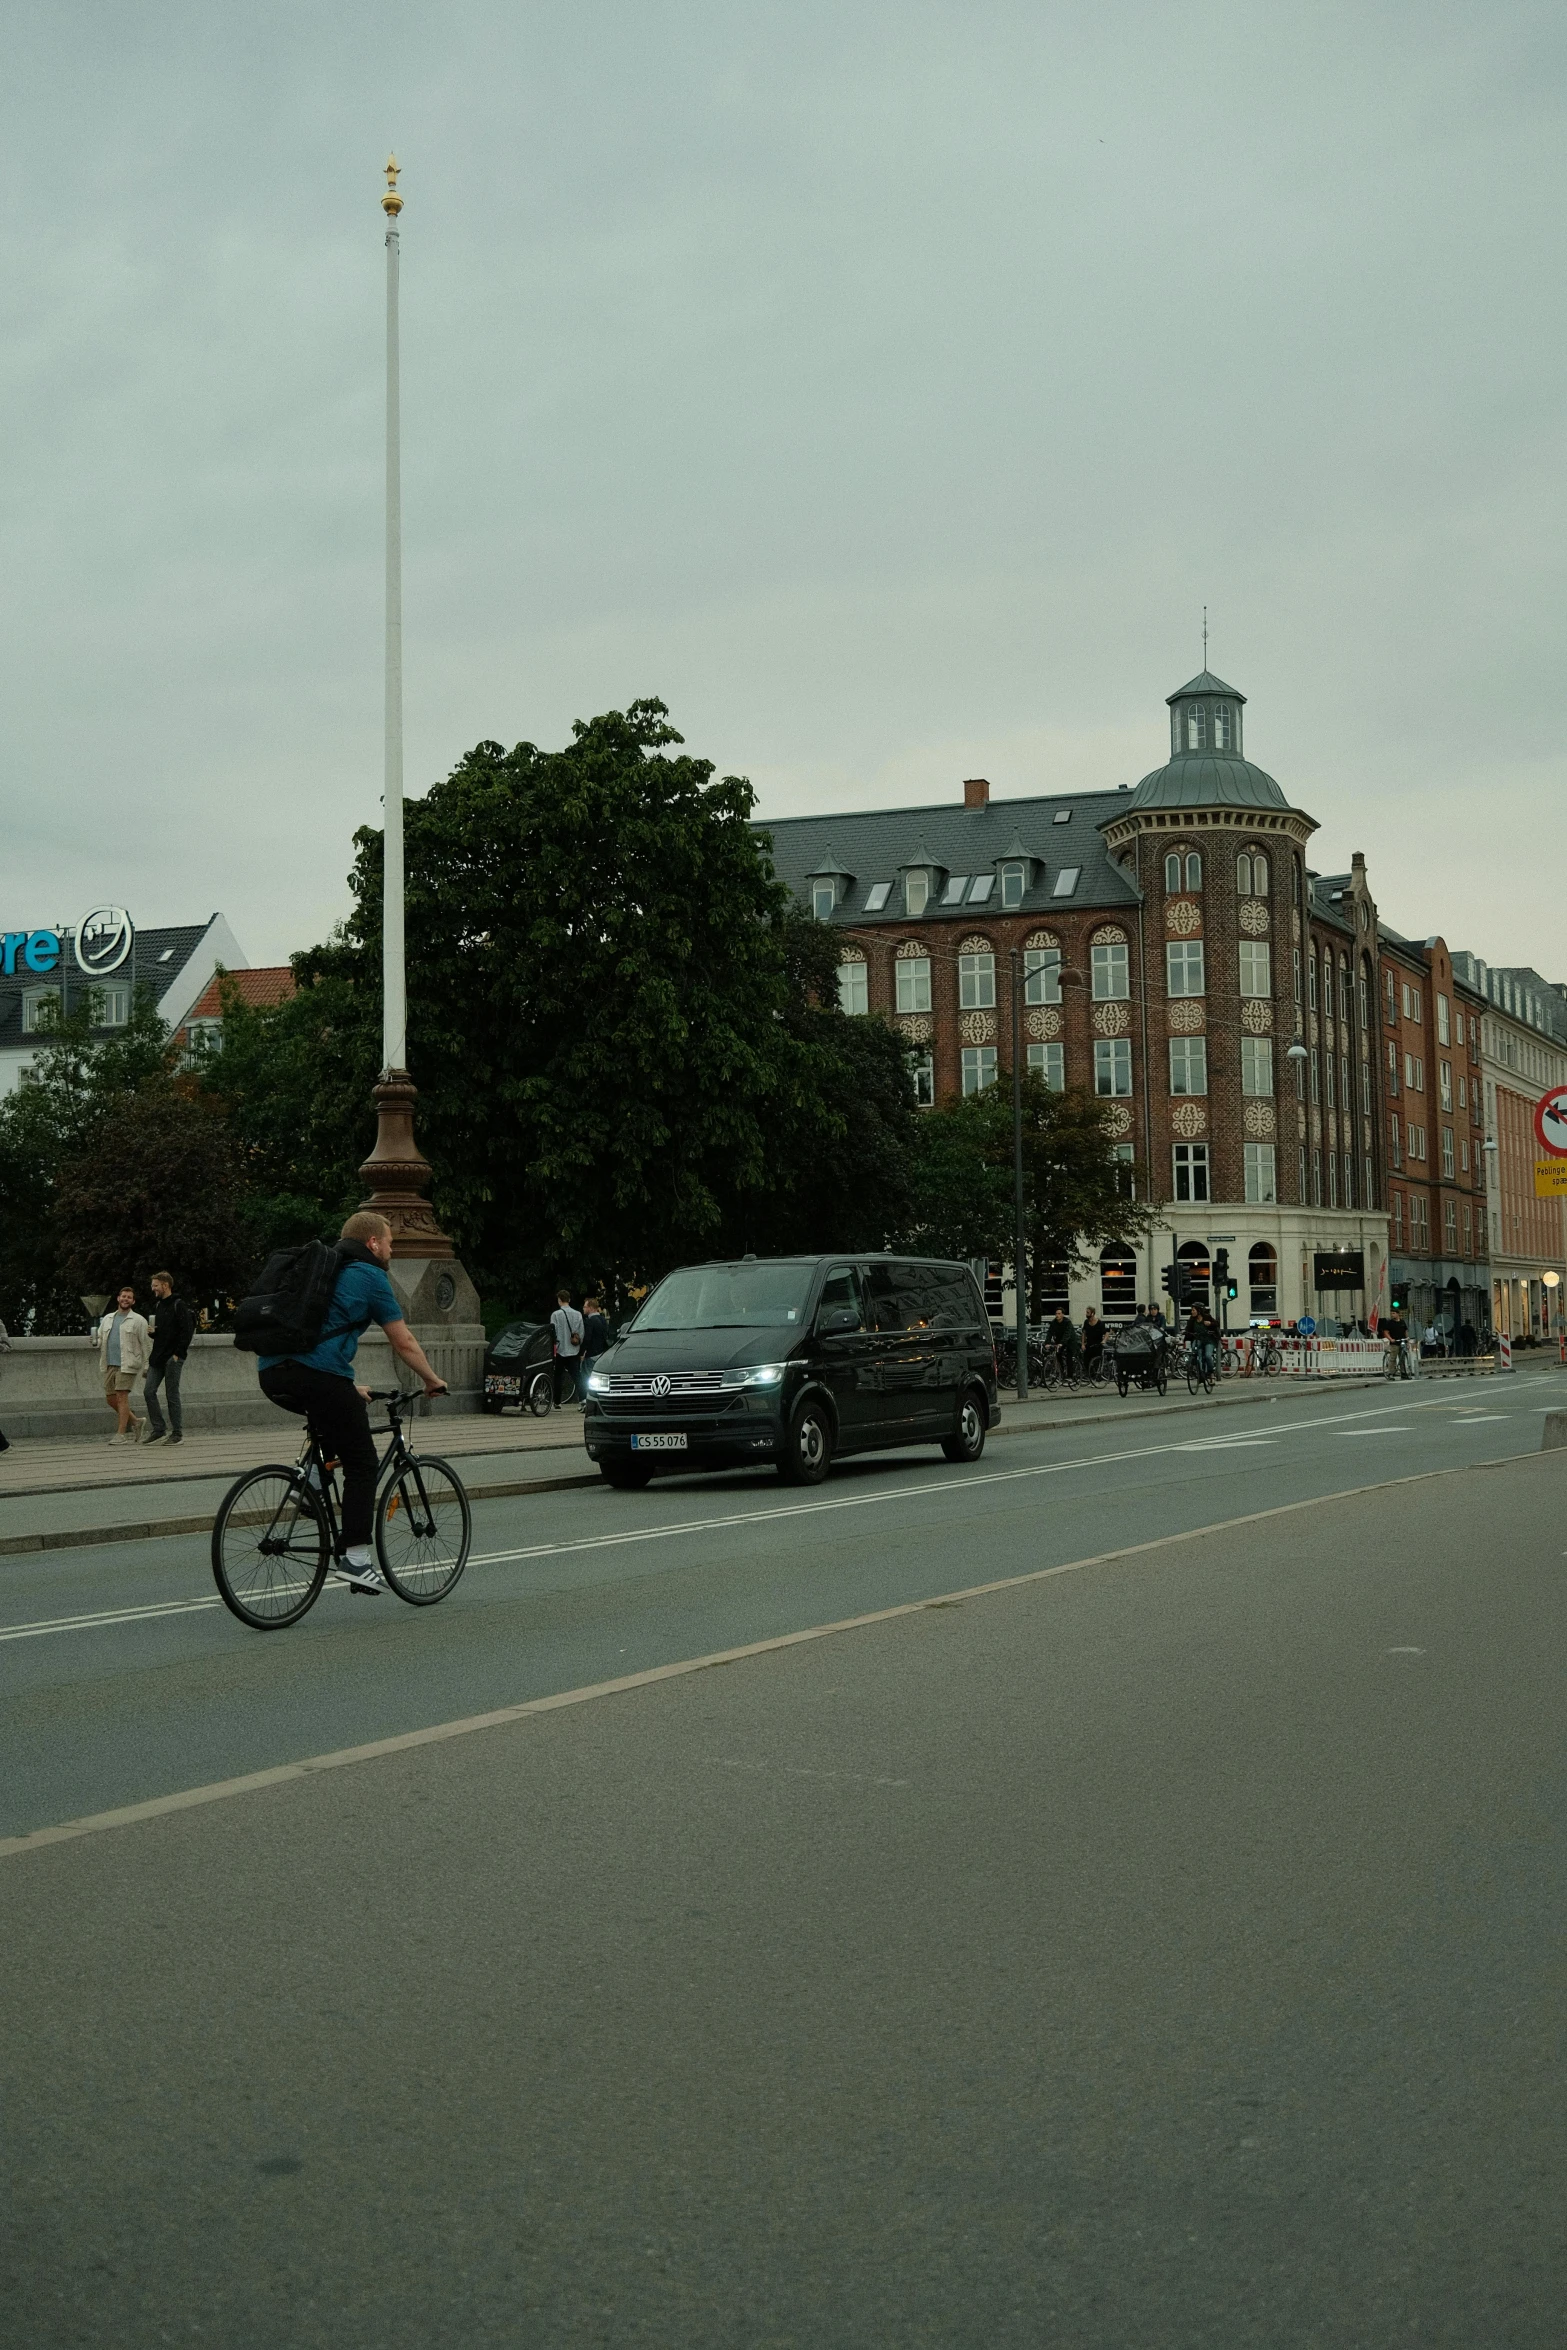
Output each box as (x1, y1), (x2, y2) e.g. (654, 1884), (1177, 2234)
(582, 1255), (999, 1489)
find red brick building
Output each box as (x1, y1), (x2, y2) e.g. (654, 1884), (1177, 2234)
(1376, 932), (1488, 1336)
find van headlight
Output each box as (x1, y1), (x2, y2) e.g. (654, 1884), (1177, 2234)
(738, 1363), (787, 1388)
(585, 1368), (611, 1395)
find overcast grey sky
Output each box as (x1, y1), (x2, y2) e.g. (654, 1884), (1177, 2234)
(2, 2), (1562, 971)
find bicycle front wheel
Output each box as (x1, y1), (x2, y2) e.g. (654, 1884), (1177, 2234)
(212, 1467), (329, 1630)
(376, 1455), (472, 1604)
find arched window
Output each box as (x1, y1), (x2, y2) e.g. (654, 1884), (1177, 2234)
(1252, 851), (1268, 895)
(1236, 852), (1252, 896)
(958, 949), (996, 1009)
(1248, 1242), (1278, 1316)
(1099, 1244), (1137, 1319)
(1164, 851), (1181, 891)
(1185, 850), (1202, 890)
(1308, 952), (1318, 1010)
(1177, 1240), (1211, 1304)
(1185, 702), (1208, 751)
(1214, 702), (1234, 750)
(1292, 860), (1302, 907)
(1322, 959), (1333, 1019)
(1340, 955), (1351, 1019)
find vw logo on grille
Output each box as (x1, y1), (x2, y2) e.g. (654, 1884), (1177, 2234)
(651, 1374), (672, 1398)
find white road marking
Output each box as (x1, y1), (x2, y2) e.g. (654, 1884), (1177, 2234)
(0, 1387), (1538, 1650)
(1386, 1646), (1426, 1654)
(1, 1449), (1541, 1864)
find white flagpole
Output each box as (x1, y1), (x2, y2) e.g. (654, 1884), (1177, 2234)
(381, 154), (406, 1078)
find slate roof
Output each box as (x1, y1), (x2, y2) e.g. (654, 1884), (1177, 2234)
(754, 789), (1143, 926)
(0, 922), (215, 1057)
(1308, 874), (1358, 939)
(1165, 670), (1247, 705)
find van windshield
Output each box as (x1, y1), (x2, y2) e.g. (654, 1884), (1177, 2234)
(631, 1264), (814, 1332)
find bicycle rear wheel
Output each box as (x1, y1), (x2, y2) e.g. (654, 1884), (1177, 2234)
(212, 1467), (329, 1630)
(376, 1454), (472, 1604)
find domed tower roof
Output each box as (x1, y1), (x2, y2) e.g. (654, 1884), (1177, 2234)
(1125, 670), (1291, 813)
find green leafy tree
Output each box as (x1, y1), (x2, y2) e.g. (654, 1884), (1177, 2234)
(0, 991), (174, 1329)
(53, 1084), (253, 1309)
(905, 1077), (1161, 1313)
(204, 700), (919, 1309)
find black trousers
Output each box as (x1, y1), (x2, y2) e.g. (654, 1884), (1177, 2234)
(260, 1364), (379, 1547)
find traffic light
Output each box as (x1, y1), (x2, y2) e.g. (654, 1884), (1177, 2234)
(1391, 1286), (1406, 1313)
(1160, 1263), (1191, 1307)
(1212, 1247), (1238, 1301)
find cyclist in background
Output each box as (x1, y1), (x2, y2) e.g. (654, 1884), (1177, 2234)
(259, 1211), (448, 1594)
(1383, 1307), (1412, 1378)
(1080, 1307), (1105, 1381)
(1185, 1300), (1220, 1383)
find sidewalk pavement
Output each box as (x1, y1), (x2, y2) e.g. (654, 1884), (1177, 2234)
(0, 1372), (1415, 1558)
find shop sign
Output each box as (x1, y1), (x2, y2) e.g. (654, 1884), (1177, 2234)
(1, 906), (134, 980)
(1313, 1250), (1365, 1290)
(1535, 1160), (1567, 1199)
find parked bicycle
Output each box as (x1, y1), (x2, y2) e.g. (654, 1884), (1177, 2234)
(212, 1387), (472, 1630)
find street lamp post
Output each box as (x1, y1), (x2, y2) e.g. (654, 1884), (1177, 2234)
(1010, 949), (1028, 1400)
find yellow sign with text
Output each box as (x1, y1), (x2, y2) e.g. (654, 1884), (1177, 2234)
(1535, 1159), (1567, 1197)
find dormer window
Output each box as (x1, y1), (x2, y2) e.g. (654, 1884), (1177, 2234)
(905, 872), (930, 916)
(812, 881), (836, 920)
(1001, 863), (1025, 909)
(1213, 702), (1234, 750)
(1185, 702), (1208, 751)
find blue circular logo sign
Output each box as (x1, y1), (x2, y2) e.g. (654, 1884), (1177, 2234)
(1297, 1314), (1317, 1336)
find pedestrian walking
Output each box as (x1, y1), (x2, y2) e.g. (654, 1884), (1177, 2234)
(581, 1293), (611, 1382)
(1080, 1307), (1104, 1377)
(143, 1270), (194, 1447)
(0, 1313), (11, 1452)
(550, 1288), (585, 1406)
(95, 1285), (152, 1444)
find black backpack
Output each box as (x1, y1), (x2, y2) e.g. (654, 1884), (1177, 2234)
(233, 1241), (346, 1358)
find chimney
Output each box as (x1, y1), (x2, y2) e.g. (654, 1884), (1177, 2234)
(963, 776), (990, 811)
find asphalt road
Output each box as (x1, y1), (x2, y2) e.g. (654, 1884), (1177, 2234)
(2, 1387), (1564, 2346)
(0, 1374), (1559, 1845)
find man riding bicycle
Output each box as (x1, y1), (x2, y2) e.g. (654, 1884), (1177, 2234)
(1184, 1302), (1220, 1382)
(259, 1211), (447, 1594)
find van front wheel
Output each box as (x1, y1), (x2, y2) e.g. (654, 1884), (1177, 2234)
(941, 1388), (987, 1464)
(779, 1402), (832, 1486)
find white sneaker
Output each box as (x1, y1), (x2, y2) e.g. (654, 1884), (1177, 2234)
(333, 1560), (385, 1595)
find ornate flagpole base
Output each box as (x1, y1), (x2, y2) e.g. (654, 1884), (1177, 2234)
(357, 1070), (483, 1409)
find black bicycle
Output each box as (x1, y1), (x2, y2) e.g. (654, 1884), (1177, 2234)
(211, 1388), (473, 1631)
(1186, 1342), (1218, 1398)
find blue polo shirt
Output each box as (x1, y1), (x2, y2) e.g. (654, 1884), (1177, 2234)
(260, 1259), (402, 1381)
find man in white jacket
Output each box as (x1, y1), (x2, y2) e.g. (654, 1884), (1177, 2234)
(96, 1285), (152, 1444)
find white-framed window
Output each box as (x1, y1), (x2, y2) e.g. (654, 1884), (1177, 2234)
(1361, 1060), (1372, 1114)
(1111, 1144), (1136, 1200)
(1312, 1147), (1322, 1204)
(1240, 1035), (1273, 1095)
(812, 880), (836, 919)
(1092, 941), (1130, 1000)
(1027, 1041), (1064, 1090)
(837, 960), (868, 1015)
(1386, 1037), (1398, 1090)
(1310, 1047), (1319, 1103)
(1094, 1037), (1132, 1096)
(1023, 948), (1060, 1005)
(1365, 1154), (1375, 1209)
(967, 873), (995, 904)
(1248, 1241), (1278, 1314)
(1185, 850), (1202, 890)
(1324, 1052), (1335, 1110)
(911, 1050), (935, 1107)
(1166, 940), (1205, 997)
(1389, 1111), (1401, 1167)
(182, 1014), (223, 1063)
(1172, 1142), (1209, 1201)
(864, 881), (892, 913)
(1392, 1190), (1404, 1247)
(21, 988), (61, 1034)
(1328, 1152), (1338, 1206)
(1460, 1136), (1469, 1173)
(1052, 867), (1081, 897)
(904, 871), (929, 916)
(1168, 1035), (1208, 1095)
(1293, 948), (1302, 1003)
(959, 951), (996, 1010)
(1441, 1126), (1454, 1178)
(1436, 993), (1450, 1045)
(1243, 1142), (1277, 1202)
(1238, 941), (1271, 998)
(1236, 849), (1269, 896)
(941, 874), (970, 906)
(961, 1045), (998, 1095)
(95, 985), (131, 1027)
(1457, 1074), (1466, 1108)
(1445, 1197), (1458, 1250)
(1214, 702), (1235, 750)
(1309, 954), (1318, 1010)
(1164, 851), (1181, 891)
(1000, 864), (1025, 909)
(1185, 702), (1207, 750)
(1439, 1060), (1452, 1110)
(895, 956), (931, 1014)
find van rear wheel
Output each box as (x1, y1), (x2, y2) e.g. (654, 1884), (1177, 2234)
(941, 1388), (987, 1464)
(779, 1402), (832, 1486)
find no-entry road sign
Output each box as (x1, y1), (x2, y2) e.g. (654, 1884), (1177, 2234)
(1534, 1087), (1567, 1157)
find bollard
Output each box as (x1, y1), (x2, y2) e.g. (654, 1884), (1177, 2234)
(1543, 1410), (1567, 1453)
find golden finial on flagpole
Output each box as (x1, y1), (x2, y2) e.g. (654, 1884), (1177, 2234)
(382, 154), (403, 217)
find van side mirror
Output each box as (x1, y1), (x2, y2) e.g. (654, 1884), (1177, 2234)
(816, 1306), (861, 1335)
